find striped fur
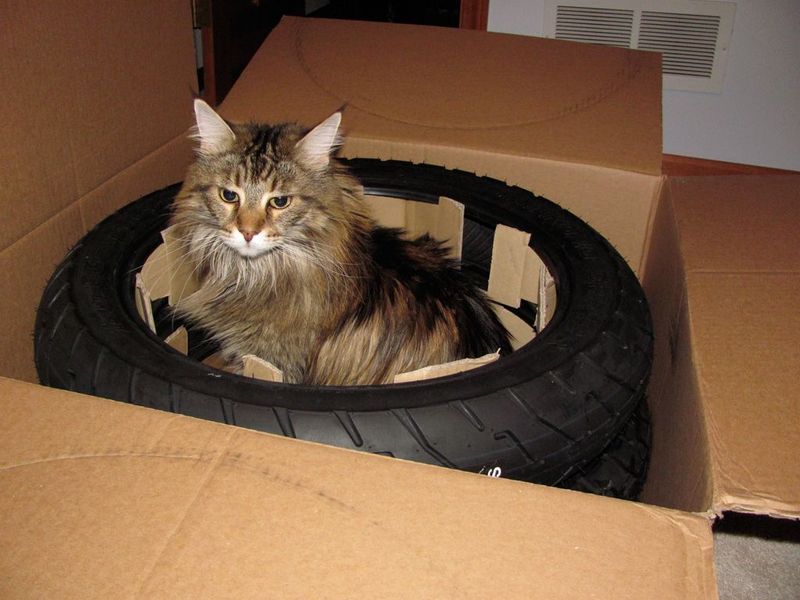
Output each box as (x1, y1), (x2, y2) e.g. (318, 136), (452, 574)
(170, 101), (511, 385)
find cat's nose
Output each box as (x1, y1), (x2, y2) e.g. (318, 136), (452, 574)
(241, 230), (257, 243)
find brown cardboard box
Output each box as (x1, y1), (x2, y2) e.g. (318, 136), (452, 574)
(0, 0), (197, 383)
(0, 5), (797, 598)
(0, 376), (715, 598)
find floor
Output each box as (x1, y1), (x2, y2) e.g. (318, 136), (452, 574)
(661, 154), (798, 177)
(713, 513), (800, 599)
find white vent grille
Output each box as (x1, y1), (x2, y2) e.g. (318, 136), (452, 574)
(555, 6), (634, 47)
(639, 11), (721, 76)
(543, 1), (737, 93)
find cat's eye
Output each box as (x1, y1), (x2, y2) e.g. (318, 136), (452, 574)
(219, 188), (239, 203)
(269, 195), (291, 209)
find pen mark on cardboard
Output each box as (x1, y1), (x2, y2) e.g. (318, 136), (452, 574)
(292, 19), (644, 130)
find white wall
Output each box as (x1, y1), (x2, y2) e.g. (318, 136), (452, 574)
(488, 0), (800, 170)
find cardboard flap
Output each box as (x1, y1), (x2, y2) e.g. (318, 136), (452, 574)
(0, 1), (196, 252)
(667, 175), (800, 518)
(134, 273), (156, 334)
(393, 351), (499, 383)
(487, 225), (531, 308)
(433, 196), (464, 260)
(242, 354), (284, 383)
(161, 225), (202, 305)
(0, 377), (717, 599)
(366, 195), (465, 260)
(220, 17), (663, 175)
(165, 326), (188, 355)
(640, 188), (714, 515)
(140, 241), (171, 301)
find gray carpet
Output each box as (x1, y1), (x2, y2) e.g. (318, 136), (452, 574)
(714, 514), (800, 599)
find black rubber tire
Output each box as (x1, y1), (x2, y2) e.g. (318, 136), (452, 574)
(556, 398), (651, 499)
(34, 159), (653, 494)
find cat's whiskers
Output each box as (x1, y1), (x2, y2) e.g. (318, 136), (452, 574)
(170, 211), (359, 327)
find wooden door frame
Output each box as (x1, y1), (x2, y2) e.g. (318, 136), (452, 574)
(460, 0), (490, 30)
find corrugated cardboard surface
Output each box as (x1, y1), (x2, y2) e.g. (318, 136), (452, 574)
(0, 0), (196, 250)
(0, 135), (192, 383)
(0, 0), (197, 382)
(0, 377), (717, 599)
(667, 176), (800, 517)
(640, 187), (713, 513)
(222, 17), (662, 175)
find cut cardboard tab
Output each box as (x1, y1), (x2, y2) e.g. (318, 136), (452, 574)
(393, 351), (499, 383)
(140, 242), (171, 301)
(365, 194), (409, 229)
(433, 196), (464, 260)
(365, 195), (464, 260)
(164, 326), (188, 355)
(487, 225), (531, 308)
(202, 351), (236, 372)
(521, 247), (544, 303)
(160, 226), (202, 305)
(242, 354), (284, 383)
(537, 264), (557, 332)
(495, 306), (536, 350)
(134, 273), (156, 333)
(367, 195), (437, 239)
(401, 197), (434, 239)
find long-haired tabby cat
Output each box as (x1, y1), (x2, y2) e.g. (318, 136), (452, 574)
(170, 99), (511, 385)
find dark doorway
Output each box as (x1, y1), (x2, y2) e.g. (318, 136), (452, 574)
(195, 0), (489, 105)
(306, 0), (460, 27)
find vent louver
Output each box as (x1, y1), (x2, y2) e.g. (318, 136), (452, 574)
(555, 6), (634, 47)
(544, 1), (736, 92)
(639, 11), (720, 77)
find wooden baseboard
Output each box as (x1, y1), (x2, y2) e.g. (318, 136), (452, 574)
(662, 154), (798, 177)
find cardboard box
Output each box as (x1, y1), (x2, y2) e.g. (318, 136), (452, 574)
(0, 0), (197, 383)
(0, 376), (715, 598)
(1, 6), (797, 598)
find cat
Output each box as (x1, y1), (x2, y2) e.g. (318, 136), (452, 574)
(169, 99), (511, 385)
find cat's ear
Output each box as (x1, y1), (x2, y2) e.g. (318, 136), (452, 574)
(296, 112), (343, 170)
(192, 99), (236, 155)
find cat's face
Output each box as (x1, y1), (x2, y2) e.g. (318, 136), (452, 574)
(202, 166), (318, 259)
(177, 100), (344, 261)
